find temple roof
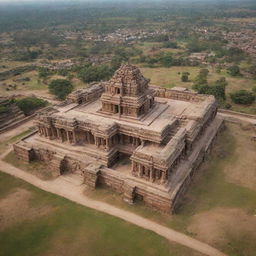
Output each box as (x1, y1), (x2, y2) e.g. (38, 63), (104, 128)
(108, 64), (149, 90)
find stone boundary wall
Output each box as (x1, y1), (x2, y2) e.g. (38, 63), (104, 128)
(218, 109), (256, 120)
(0, 114), (35, 134)
(150, 85), (209, 102)
(170, 120), (224, 213)
(98, 169), (172, 212)
(66, 83), (104, 105)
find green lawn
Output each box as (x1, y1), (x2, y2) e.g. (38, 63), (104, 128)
(84, 123), (256, 256)
(0, 172), (202, 256)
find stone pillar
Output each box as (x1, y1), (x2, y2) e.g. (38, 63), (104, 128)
(84, 163), (101, 190)
(161, 171), (166, 184)
(56, 128), (61, 140)
(123, 182), (136, 204)
(73, 131), (77, 144)
(150, 168), (154, 182)
(139, 164), (143, 177)
(106, 138), (110, 151)
(66, 130), (72, 144)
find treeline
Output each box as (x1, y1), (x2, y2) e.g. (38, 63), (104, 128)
(0, 1), (256, 33)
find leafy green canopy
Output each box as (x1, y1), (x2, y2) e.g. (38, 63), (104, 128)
(15, 96), (48, 116)
(48, 79), (73, 100)
(230, 90), (255, 105)
(78, 65), (114, 83)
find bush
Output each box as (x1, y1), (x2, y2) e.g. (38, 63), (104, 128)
(16, 97), (47, 115)
(78, 65), (113, 83)
(227, 65), (241, 76)
(48, 79), (73, 100)
(181, 72), (190, 82)
(230, 90), (255, 105)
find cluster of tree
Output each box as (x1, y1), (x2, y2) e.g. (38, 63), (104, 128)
(138, 53), (199, 68)
(15, 96), (48, 116)
(78, 65), (114, 84)
(13, 49), (41, 61)
(13, 31), (61, 48)
(186, 38), (225, 53)
(192, 69), (228, 101)
(162, 41), (178, 49)
(48, 79), (74, 100)
(230, 90), (255, 105)
(227, 65), (241, 77)
(1, 1), (256, 33)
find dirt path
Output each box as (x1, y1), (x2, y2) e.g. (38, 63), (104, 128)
(0, 158), (227, 256)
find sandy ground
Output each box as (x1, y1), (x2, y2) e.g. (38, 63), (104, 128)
(0, 188), (52, 231)
(188, 208), (256, 247)
(224, 124), (256, 190)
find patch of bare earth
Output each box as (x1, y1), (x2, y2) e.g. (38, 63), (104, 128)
(0, 188), (52, 230)
(224, 123), (256, 190)
(188, 207), (256, 247)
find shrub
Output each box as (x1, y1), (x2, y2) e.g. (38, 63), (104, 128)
(48, 79), (73, 100)
(181, 72), (190, 82)
(227, 65), (241, 76)
(16, 97), (47, 115)
(78, 65), (113, 83)
(230, 90), (255, 105)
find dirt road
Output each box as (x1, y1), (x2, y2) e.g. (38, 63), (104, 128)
(0, 157), (227, 256)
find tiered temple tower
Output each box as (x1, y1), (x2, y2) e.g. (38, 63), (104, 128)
(100, 64), (155, 119)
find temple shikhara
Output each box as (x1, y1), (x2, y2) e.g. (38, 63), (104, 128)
(14, 64), (223, 213)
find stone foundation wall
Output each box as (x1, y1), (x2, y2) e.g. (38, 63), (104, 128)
(13, 143), (35, 162)
(151, 86), (208, 102)
(97, 169), (171, 212)
(170, 120), (224, 213)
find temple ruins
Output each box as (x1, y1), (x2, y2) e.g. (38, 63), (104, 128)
(14, 64), (224, 213)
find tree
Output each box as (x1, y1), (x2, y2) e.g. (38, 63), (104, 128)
(181, 72), (190, 82)
(230, 90), (255, 105)
(48, 79), (73, 100)
(227, 65), (241, 76)
(15, 96), (47, 116)
(159, 53), (173, 67)
(78, 65), (113, 83)
(192, 69), (209, 90)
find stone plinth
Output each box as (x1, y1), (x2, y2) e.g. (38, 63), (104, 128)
(84, 163), (101, 189)
(123, 181), (136, 204)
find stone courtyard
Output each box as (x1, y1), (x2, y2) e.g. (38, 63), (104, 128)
(14, 64), (223, 213)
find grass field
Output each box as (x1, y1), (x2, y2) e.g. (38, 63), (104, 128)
(0, 172), (204, 256)
(140, 66), (256, 114)
(84, 123), (256, 256)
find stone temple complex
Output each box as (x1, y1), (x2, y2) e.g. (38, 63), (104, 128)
(14, 64), (223, 213)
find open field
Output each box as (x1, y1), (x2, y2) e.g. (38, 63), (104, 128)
(140, 66), (256, 92)
(135, 42), (184, 56)
(0, 171), (204, 256)
(84, 122), (256, 256)
(140, 66), (256, 114)
(0, 69), (86, 98)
